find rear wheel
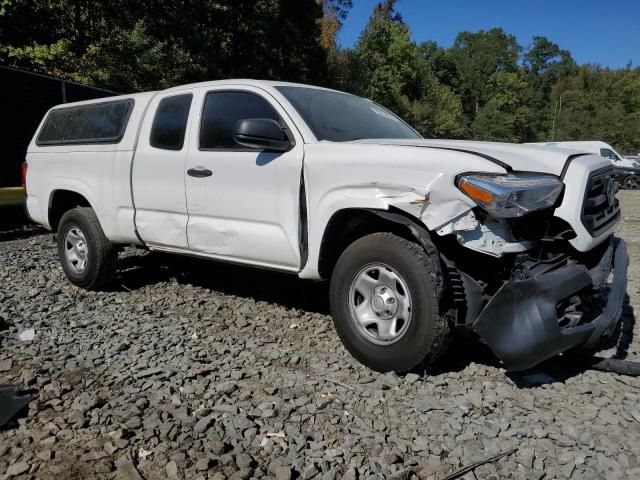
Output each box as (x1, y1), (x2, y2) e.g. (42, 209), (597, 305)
(57, 207), (118, 289)
(623, 175), (640, 190)
(329, 232), (452, 373)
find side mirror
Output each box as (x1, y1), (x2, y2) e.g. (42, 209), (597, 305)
(233, 118), (290, 152)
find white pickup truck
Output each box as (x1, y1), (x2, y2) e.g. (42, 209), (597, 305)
(25, 80), (628, 373)
(530, 140), (640, 190)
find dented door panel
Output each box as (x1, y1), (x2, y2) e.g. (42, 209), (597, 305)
(132, 90), (194, 249)
(184, 86), (304, 270)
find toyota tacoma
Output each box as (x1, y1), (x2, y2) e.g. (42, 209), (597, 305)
(24, 80), (628, 372)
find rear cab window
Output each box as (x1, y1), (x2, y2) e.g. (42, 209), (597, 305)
(150, 94), (193, 151)
(37, 99), (133, 145)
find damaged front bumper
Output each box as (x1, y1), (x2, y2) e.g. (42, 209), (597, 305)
(473, 237), (628, 371)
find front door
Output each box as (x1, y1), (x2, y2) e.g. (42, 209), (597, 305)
(184, 86), (303, 270)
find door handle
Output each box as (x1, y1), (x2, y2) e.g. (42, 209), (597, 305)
(187, 167), (213, 178)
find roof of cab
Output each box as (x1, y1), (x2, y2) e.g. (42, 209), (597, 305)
(160, 78), (341, 94)
(47, 79), (345, 110)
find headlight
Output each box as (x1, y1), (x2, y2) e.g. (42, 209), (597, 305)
(457, 173), (563, 218)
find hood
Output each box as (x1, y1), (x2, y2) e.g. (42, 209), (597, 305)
(353, 139), (589, 177)
(614, 158), (640, 170)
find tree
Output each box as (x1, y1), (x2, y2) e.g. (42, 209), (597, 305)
(472, 71), (530, 142)
(404, 80), (465, 138)
(349, 0), (464, 137)
(419, 41), (460, 91)
(551, 66), (640, 152)
(523, 36), (577, 140)
(349, 0), (415, 110)
(1, 0), (637, 152)
(524, 36), (576, 78)
(319, 0), (354, 89)
(449, 28), (521, 117)
(0, 0), (331, 92)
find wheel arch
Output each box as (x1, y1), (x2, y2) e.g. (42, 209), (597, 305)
(48, 189), (93, 231)
(316, 207), (444, 295)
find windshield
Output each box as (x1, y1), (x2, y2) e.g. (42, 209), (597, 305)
(275, 86), (421, 142)
(600, 147), (622, 161)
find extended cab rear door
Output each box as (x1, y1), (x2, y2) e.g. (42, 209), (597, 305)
(132, 90), (194, 248)
(184, 85), (304, 270)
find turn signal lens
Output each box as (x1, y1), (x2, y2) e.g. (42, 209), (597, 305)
(459, 178), (494, 204)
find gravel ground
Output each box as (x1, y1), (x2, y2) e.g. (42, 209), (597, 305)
(1, 195), (640, 480)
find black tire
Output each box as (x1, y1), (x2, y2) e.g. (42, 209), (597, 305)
(57, 207), (118, 290)
(329, 232), (452, 373)
(623, 175), (640, 190)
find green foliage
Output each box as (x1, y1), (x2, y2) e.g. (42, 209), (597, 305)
(348, 0), (464, 137)
(449, 28), (521, 116)
(472, 71), (530, 142)
(405, 81), (465, 138)
(551, 66), (640, 152)
(0, 0), (11, 16)
(0, 0), (328, 91)
(419, 41), (460, 91)
(0, 0), (638, 152)
(80, 21), (198, 92)
(351, 1), (416, 108)
(523, 36), (578, 140)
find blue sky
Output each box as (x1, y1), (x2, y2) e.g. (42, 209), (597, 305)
(338, 0), (640, 68)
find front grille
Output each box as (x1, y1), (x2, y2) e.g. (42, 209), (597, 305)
(582, 168), (620, 237)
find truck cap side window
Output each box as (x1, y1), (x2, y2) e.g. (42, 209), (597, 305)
(37, 99), (133, 145)
(150, 94), (193, 151)
(199, 91), (280, 150)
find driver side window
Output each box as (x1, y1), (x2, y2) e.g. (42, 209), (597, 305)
(199, 91), (280, 150)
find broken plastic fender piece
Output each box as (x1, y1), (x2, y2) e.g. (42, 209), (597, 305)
(0, 384), (34, 427)
(578, 356), (640, 377)
(435, 210), (478, 236)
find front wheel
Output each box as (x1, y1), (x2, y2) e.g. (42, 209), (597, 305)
(623, 175), (640, 190)
(57, 207), (118, 290)
(329, 233), (452, 373)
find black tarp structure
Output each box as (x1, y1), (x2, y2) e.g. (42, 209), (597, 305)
(0, 384), (33, 427)
(0, 66), (116, 188)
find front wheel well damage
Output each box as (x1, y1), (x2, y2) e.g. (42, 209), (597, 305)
(316, 208), (581, 332)
(48, 190), (92, 231)
(317, 208), (443, 287)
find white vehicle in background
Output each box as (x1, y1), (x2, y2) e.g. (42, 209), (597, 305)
(24, 80), (628, 373)
(530, 141), (640, 189)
